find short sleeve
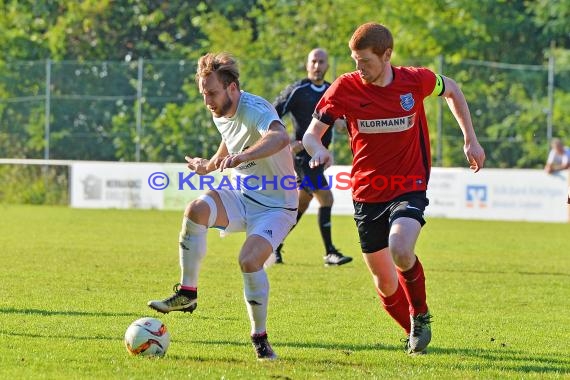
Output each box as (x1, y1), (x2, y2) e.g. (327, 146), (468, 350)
(416, 67), (438, 99)
(312, 76), (345, 126)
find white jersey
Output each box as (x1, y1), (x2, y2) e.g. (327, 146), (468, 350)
(212, 91), (298, 209)
(547, 147), (570, 169)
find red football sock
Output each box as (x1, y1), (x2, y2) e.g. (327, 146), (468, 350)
(398, 256), (428, 316)
(377, 283), (411, 334)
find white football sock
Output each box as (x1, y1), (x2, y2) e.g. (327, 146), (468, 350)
(179, 217), (207, 288)
(243, 269), (269, 335)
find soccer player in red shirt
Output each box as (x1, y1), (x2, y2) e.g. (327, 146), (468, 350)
(303, 22), (486, 354)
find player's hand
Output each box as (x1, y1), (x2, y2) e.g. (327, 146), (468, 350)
(464, 141), (485, 173)
(185, 156), (209, 175)
(210, 156), (225, 170)
(218, 153), (245, 171)
(309, 149), (333, 169)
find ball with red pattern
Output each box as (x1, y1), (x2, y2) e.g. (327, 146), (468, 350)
(124, 317), (170, 357)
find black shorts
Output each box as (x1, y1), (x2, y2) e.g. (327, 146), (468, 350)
(353, 191), (429, 253)
(294, 153), (330, 194)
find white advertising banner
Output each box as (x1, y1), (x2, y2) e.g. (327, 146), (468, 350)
(70, 162), (569, 223)
(71, 162), (243, 209)
(304, 165), (354, 215)
(426, 168), (569, 222)
(307, 167), (569, 223)
(71, 162), (165, 209)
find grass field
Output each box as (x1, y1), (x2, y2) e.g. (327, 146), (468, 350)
(0, 204), (569, 379)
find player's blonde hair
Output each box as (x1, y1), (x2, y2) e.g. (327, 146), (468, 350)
(195, 52), (240, 89)
(349, 22), (393, 58)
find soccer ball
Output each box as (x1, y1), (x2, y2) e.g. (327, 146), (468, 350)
(124, 317), (170, 357)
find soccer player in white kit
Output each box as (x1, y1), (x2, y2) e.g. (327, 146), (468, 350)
(148, 52), (298, 360)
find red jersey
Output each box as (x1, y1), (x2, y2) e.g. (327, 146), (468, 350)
(314, 66), (437, 202)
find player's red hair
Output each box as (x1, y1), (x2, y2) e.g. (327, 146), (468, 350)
(349, 22), (393, 58)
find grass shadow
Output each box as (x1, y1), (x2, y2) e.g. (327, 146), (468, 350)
(0, 329), (120, 342)
(190, 338), (397, 353)
(188, 339), (570, 375)
(431, 268), (570, 277)
(0, 307), (139, 317)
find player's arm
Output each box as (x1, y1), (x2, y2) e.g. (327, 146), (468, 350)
(185, 141), (228, 175)
(303, 118), (333, 169)
(218, 121), (289, 171)
(439, 74), (486, 172)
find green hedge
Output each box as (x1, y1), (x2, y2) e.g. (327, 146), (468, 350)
(0, 165), (68, 205)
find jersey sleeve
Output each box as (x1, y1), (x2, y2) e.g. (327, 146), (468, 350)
(416, 67), (440, 99)
(312, 76), (345, 126)
(254, 100), (283, 136)
(273, 82), (297, 117)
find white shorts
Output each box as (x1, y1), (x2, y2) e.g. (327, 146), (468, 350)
(214, 188), (297, 250)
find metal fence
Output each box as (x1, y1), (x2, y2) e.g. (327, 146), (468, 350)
(1, 56), (569, 168)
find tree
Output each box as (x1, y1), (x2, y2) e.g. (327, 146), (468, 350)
(1, 0), (569, 168)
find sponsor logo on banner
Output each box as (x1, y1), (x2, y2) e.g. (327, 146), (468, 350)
(82, 175), (103, 200)
(466, 185), (487, 208)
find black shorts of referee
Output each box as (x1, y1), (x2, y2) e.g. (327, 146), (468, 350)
(294, 152), (332, 194)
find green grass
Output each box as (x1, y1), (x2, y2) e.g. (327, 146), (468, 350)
(0, 204), (569, 379)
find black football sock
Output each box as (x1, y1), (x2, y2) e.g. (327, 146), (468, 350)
(180, 288), (197, 298)
(318, 206), (335, 253)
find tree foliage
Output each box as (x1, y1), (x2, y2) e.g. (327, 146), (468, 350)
(1, 0), (569, 168)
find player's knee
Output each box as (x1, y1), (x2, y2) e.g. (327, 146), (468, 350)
(376, 277), (399, 298)
(180, 195), (218, 242)
(389, 241), (415, 268)
(238, 255), (254, 272)
(185, 200), (208, 224)
(321, 191), (334, 206)
(238, 252), (264, 273)
(185, 195), (217, 227)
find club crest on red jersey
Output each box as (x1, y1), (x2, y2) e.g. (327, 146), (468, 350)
(400, 93), (415, 111)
